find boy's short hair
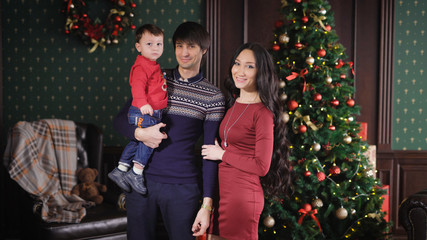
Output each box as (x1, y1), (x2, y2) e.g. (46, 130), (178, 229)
(172, 21), (210, 51)
(135, 24), (164, 43)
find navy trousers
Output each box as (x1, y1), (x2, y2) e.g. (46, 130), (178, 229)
(125, 179), (201, 240)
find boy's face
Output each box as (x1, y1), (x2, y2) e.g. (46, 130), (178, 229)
(135, 32), (164, 61)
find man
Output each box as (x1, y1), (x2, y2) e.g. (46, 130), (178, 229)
(113, 21), (225, 240)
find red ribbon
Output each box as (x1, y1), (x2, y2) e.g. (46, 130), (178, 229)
(298, 208), (322, 232)
(348, 61), (354, 75)
(335, 59), (345, 69)
(67, 0), (72, 12)
(286, 69), (308, 81)
(286, 69), (308, 92)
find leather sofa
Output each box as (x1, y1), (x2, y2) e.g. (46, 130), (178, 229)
(399, 189), (427, 240)
(2, 122), (127, 239)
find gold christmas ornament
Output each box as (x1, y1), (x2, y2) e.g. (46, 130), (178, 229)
(279, 33), (290, 44)
(281, 93), (288, 101)
(343, 136), (352, 144)
(305, 56), (315, 65)
(336, 207), (348, 220)
(312, 198), (323, 208)
(351, 209), (356, 215)
(279, 80), (286, 88)
(312, 143), (321, 152)
(282, 112), (290, 123)
(326, 76), (333, 84)
(263, 215), (275, 228)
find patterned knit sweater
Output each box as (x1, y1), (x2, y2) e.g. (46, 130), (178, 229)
(113, 68), (225, 198)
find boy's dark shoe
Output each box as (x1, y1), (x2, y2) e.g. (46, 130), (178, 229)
(108, 167), (131, 192)
(124, 170), (147, 195)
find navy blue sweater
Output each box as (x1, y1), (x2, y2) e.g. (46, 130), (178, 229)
(113, 68), (225, 198)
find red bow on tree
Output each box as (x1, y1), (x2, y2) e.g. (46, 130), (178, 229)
(286, 69), (308, 92)
(298, 205), (322, 232)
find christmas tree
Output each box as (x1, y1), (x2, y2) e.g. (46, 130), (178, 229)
(259, 0), (391, 239)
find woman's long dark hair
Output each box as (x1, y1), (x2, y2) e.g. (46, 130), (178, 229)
(224, 42), (291, 197)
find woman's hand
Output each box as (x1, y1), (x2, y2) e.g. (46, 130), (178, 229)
(134, 123), (167, 148)
(201, 139), (225, 161)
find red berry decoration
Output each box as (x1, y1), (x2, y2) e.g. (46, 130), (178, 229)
(304, 171), (311, 177)
(346, 99), (355, 107)
(330, 99), (339, 107)
(329, 125), (336, 131)
(316, 172), (326, 182)
(287, 100), (299, 111)
(301, 16), (309, 23)
(303, 203), (312, 212)
(275, 20), (284, 28)
(299, 125), (307, 133)
(272, 44), (280, 51)
(317, 48), (326, 57)
(329, 166), (341, 175)
(313, 93), (322, 101)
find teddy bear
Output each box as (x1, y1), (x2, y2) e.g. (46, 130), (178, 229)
(71, 168), (107, 205)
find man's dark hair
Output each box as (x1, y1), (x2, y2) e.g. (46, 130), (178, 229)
(135, 24), (164, 43)
(172, 21), (210, 51)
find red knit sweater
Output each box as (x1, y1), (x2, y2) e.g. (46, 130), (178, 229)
(130, 55), (168, 110)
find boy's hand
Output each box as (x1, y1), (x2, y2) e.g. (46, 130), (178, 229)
(140, 104), (154, 116)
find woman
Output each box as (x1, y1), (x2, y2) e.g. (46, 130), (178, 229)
(202, 42), (291, 240)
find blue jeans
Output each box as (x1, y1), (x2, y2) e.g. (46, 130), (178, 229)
(119, 106), (162, 167)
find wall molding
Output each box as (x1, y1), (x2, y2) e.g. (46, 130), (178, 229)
(378, 0), (394, 151)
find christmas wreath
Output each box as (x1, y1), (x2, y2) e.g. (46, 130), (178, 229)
(63, 0), (136, 53)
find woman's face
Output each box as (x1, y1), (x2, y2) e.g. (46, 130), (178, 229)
(231, 49), (258, 93)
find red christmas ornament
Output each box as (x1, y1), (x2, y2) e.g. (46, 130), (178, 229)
(317, 49), (326, 57)
(303, 203), (312, 212)
(316, 172), (326, 182)
(131, 25), (136, 30)
(131, 2), (137, 8)
(325, 25), (331, 31)
(328, 125), (336, 131)
(329, 166), (341, 175)
(295, 42), (303, 49)
(313, 93), (322, 101)
(304, 171), (311, 177)
(346, 99), (355, 107)
(302, 16), (309, 23)
(275, 20), (284, 28)
(287, 100), (299, 111)
(115, 16), (122, 22)
(340, 74), (346, 79)
(330, 99), (339, 107)
(272, 44), (280, 51)
(299, 125), (307, 133)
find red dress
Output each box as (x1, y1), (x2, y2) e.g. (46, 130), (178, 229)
(214, 102), (274, 240)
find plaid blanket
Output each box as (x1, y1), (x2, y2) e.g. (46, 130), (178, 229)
(3, 119), (94, 223)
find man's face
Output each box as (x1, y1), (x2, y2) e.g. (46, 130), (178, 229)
(175, 40), (206, 73)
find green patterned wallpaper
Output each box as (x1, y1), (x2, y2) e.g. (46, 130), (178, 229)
(2, 0), (205, 146)
(392, 0), (426, 150)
